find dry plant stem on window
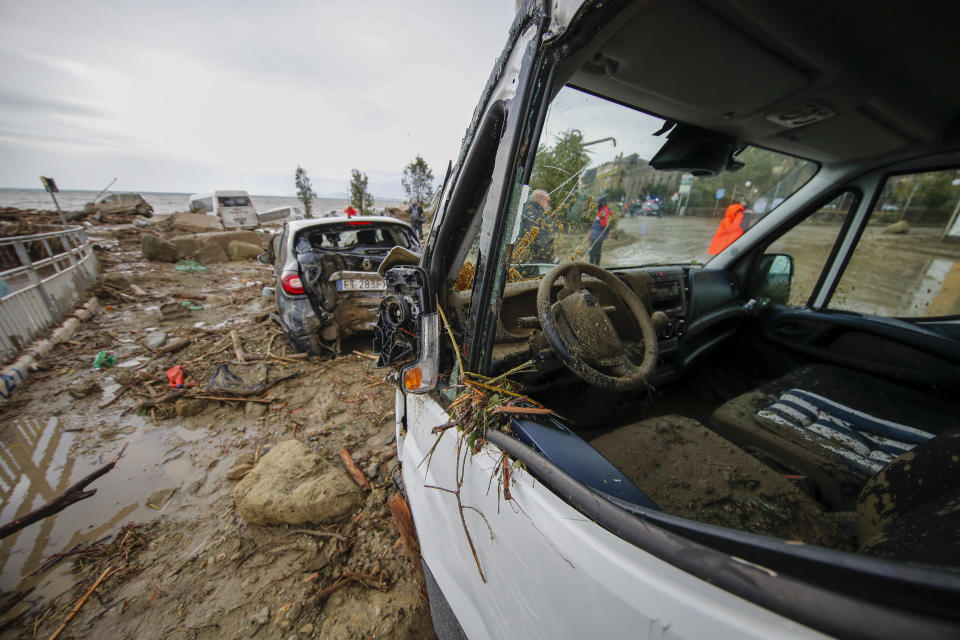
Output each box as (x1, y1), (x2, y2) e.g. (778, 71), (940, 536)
(418, 305), (551, 582)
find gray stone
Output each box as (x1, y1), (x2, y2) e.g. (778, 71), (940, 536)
(171, 212), (224, 233)
(142, 331), (167, 350)
(228, 240), (263, 261)
(227, 453), (256, 480)
(169, 236), (199, 258)
(234, 439), (362, 526)
(251, 606), (270, 626)
(298, 624), (314, 635)
(195, 242), (228, 263)
(245, 401), (269, 418)
(884, 219), (910, 234)
(146, 487), (177, 509)
(365, 461), (380, 481)
(141, 234), (180, 262)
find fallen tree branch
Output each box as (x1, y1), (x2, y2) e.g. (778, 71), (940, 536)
(0, 444), (127, 540)
(48, 566), (119, 640)
(340, 448), (371, 490)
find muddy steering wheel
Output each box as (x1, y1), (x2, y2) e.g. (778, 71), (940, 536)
(536, 262), (657, 391)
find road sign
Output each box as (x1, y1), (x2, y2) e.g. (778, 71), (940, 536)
(40, 176), (59, 194)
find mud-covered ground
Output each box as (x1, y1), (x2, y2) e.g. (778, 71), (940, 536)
(0, 219), (430, 639)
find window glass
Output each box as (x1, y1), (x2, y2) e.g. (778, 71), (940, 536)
(759, 192), (856, 305)
(830, 168), (960, 317)
(218, 196), (253, 207)
(506, 85), (816, 275)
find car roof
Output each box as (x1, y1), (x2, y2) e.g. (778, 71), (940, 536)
(559, 0), (960, 169)
(285, 216), (412, 232)
(188, 191), (250, 199)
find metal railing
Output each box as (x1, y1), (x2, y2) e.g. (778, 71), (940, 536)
(0, 226), (98, 364)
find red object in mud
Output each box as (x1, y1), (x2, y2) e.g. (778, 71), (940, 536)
(167, 365), (184, 388)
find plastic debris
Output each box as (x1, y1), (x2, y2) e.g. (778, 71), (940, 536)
(181, 301), (204, 311)
(174, 260), (207, 272)
(167, 364), (185, 388)
(92, 351), (116, 369)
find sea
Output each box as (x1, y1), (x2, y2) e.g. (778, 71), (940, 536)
(0, 188), (403, 216)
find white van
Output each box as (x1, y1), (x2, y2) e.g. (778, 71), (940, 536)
(187, 191), (259, 229)
(257, 205), (304, 225)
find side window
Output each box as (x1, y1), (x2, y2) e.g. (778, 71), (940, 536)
(759, 191), (857, 306)
(830, 168), (960, 317)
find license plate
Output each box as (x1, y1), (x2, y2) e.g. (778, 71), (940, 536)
(336, 277), (385, 291)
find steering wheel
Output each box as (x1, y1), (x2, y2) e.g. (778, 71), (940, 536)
(536, 262), (657, 391)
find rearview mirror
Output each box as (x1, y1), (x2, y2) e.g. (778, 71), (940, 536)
(757, 253), (794, 305)
(257, 251), (273, 265)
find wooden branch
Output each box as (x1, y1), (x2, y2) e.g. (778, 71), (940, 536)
(0, 444), (127, 540)
(387, 493), (421, 563)
(156, 337), (190, 354)
(340, 448), (371, 490)
(48, 566), (118, 640)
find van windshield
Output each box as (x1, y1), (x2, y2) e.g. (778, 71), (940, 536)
(508, 86), (816, 272)
(218, 196), (252, 207)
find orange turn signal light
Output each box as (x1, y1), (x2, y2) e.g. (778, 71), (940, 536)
(404, 367), (423, 391)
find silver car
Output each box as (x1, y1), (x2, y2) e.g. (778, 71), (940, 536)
(261, 216), (419, 354)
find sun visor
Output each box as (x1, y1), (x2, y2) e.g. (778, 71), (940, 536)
(649, 124), (744, 176)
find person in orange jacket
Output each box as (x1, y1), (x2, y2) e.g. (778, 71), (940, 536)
(587, 196), (614, 265)
(707, 200), (745, 255)
(344, 205), (358, 218)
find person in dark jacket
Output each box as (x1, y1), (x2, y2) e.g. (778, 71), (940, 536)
(587, 196), (613, 265)
(408, 202), (425, 241)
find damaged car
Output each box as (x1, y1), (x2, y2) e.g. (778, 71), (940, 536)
(263, 216), (419, 355)
(82, 192), (153, 217)
(374, 1), (960, 638)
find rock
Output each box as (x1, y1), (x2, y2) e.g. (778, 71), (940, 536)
(142, 331), (167, 350)
(169, 236), (199, 258)
(299, 624), (314, 635)
(251, 606), (270, 626)
(234, 440), (362, 526)
(146, 487), (177, 509)
(67, 381), (101, 399)
(365, 461), (380, 481)
(141, 234), (180, 262)
(245, 401), (269, 418)
(228, 240), (263, 261)
(195, 242), (228, 263)
(171, 212), (224, 233)
(101, 272), (132, 287)
(884, 220), (910, 234)
(159, 302), (190, 321)
(176, 398), (208, 417)
(228, 453), (256, 480)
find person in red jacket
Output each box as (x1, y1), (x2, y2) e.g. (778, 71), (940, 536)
(707, 200), (745, 255)
(587, 196), (614, 265)
(344, 205), (358, 218)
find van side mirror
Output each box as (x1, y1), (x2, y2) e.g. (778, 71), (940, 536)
(757, 253), (793, 305)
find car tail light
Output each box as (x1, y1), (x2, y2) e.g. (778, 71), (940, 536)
(280, 272), (305, 295)
(347, 220), (371, 225)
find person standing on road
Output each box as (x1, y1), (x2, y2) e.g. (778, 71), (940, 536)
(587, 196), (613, 265)
(707, 200), (745, 255)
(525, 189), (557, 263)
(408, 201), (425, 242)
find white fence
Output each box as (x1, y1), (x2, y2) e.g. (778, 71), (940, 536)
(0, 226), (98, 365)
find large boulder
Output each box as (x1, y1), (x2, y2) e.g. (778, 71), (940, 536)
(228, 240), (263, 261)
(141, 234), (179, 262)
(195, 242), (228, 263)
(169, 236), (199, 259)
(884, 220), (910, 234)
(171, 212), (224, 233)
(234, 440), (362, 525)
(193, 230), (262, 253)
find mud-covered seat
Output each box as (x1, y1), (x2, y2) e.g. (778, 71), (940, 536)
(589, 415), (849, 547)
(709, 365), (958, 510)
(856, 431), (960, 566)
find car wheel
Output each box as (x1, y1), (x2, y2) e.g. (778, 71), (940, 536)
(285, 331), (332, 357)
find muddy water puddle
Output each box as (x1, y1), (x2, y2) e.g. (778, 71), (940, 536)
(0, 413), (206, 598)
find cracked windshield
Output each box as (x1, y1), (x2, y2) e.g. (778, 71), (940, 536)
(509, 85), (815, 274)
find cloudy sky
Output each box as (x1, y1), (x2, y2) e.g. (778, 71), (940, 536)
(0, 1), (517, 198)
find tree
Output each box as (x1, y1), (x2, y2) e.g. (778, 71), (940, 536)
(350, 169), (374, 214)
(401, 155), (435, 205)
(294, 166), (316, 218)
(530, 129), (591, 200)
